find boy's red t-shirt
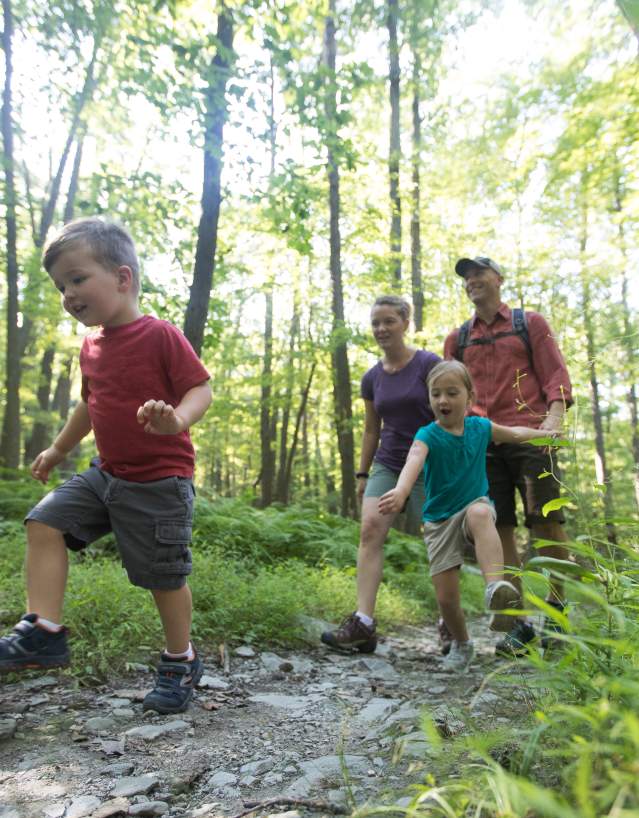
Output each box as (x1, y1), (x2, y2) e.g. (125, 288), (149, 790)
(80, 315), (210, 482)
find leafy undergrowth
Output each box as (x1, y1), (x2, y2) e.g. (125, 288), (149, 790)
(388, 524), (639, 818)
(0, 476), (484, 682)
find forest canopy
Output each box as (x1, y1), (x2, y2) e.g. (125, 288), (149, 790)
(1, 0), (637, 530)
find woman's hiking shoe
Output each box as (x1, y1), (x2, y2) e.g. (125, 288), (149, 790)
(320, 613), (377, 653)
(485, 580), (520, 632)
(437, 617), (452, 656)
(494, 619), (536, 657)
(0, 614), (70, 673)
(142, 652), (203, 714)
(441, 640), (474, 673)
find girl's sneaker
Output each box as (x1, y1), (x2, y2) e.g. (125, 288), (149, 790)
(437, 617), (453, 655)
(0, 614), (70, 673)
(142, 652), (203, 714)
(441, 640), (474, 673)
(485, 580), (520, 632)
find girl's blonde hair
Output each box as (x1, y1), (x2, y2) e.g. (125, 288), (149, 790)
(426, 360), (474, 394)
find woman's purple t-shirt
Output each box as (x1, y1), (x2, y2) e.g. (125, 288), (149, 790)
(361, 349), (440, 474)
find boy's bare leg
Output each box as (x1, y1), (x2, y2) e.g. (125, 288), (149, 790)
(432, 568), (468, 642)
(356, 497), (396, 618)
(25, 521), (69, 622)
(151, 584), (192, 655)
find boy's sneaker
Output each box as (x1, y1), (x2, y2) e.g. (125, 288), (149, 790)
(441, 640), (474, 673)
(142, 652), (203, 714)
(437, 617), (452, 656)
(485, 580), (520, 632)
(321, 613), (377, 653)
(494, 619), (536, 657)
(540, 601), (566, 649)
(0, 614), (70, 674)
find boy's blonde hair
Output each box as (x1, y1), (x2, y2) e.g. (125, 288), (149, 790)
(427, 360), (474, 394)
(43, 217), (140, 294)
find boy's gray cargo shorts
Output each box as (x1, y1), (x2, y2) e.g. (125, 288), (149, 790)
(25, 464), (194, 591)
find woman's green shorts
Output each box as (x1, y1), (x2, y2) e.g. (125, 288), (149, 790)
(364, 461), (425, 532)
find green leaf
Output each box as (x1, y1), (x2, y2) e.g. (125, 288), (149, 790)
(542, 497), (576, 515)
(529, 436), (570, 447)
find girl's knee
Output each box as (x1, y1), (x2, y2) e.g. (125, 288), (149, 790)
(466, 502), (494, 530)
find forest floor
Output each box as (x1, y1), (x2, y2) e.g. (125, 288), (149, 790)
(0, 615), (536, 818)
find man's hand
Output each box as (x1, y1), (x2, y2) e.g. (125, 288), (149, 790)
(539, 413), (564, 433)
(31, 445), (66, 484)
(356, 476), (368, 501)
(137, 400), (186, 435)
(378, 488), (407, 516)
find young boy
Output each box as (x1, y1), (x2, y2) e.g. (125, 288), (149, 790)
(0, 218), (212, 714)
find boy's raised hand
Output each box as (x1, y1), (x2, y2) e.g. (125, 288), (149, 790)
(31, 445), (66, 484)
(378, 488), (406, 516)
(137, 399), (185, 435)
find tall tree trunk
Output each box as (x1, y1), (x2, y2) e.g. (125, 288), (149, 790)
(275, 300), (299, 503)
(24, 346), (56, 464)
(0, 0), (21, 468)
(409, 49), (423, 330)
(613, 179), (639, 511)
(281, 363), (316, 504)
(183, 9), (234, 355)
(579, 201), (616, 544)
(63, 137), (84, 223)
(387, 0), (402, 284)
(302, 403), (311, 489)
(259, 58), (278, 507)
(51, 356), (73, 422)
(260, 288), (276, 506)
(324, 2), (356, 518)
(37, 44), (98, 248)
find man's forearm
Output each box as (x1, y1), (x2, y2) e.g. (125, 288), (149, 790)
(547, 400), (566, 418)
(53, 400), (92, 453)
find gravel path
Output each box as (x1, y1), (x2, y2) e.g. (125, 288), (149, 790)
(0, 617), (533, 818)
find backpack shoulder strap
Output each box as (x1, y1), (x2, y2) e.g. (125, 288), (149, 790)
(511, 308), (533, 366)
(455, 320), (472, 361)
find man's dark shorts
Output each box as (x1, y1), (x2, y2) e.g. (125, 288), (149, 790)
(486, 442), (565, 529)
(25, 465), (194, 591)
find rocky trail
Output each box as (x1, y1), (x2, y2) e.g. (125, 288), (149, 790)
(0, 617), (533, 818)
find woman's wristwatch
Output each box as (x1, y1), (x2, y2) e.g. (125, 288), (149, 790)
(355, 471), (369, 479)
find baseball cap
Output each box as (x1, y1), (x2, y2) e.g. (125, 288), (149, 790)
(455, 257), (504, 277)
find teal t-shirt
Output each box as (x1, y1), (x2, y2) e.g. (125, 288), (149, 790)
(414, 416), (493, 522)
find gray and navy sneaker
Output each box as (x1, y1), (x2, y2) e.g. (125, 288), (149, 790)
(494, 619), (537, 657)
(0, 614), (70, 673)
(142, 652), (203, 714)
(441, 640), (475, 673)
(321, 613), (377, 653)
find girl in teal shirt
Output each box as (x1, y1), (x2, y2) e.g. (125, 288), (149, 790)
(379, 360), (561, 673)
